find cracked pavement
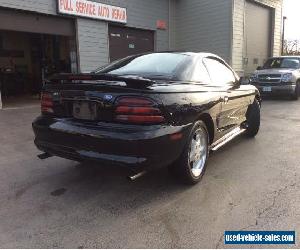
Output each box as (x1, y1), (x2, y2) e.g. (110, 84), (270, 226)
(0, 99), (299, 248)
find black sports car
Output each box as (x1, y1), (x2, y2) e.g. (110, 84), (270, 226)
(32, 52), (261, 184)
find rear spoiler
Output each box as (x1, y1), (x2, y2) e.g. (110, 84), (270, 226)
(48, 73), (155, 88)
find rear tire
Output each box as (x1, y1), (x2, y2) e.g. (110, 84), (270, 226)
(245, 99), (260, 137)
(169, 121), (209, 185)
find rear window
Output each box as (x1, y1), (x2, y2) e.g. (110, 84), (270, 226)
(263, 58), (300, 69)
(94, 53), (189, 78)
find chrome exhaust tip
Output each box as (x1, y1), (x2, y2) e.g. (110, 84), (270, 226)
(128, 171), (147, 181)
(37, 152), (52, 160)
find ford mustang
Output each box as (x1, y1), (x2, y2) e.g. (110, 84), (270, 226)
(32, 52), (261, 184)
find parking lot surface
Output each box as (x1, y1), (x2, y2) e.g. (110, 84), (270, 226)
(0, 100), (299, 248)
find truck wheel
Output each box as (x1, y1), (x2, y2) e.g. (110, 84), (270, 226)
(291, 82), (299, 100)
(245, 99), (260, 137)
(169, 121), (209, 185)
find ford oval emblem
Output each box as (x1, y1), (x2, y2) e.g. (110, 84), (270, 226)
(104, 94), (113, 101)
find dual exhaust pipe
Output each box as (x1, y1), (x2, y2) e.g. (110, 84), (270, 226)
(37, 152), (147, 181)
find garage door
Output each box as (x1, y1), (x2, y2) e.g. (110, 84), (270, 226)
(109, 25), (154, 62)
(244, 1), (272, 75)
(0, 9), (74, 36)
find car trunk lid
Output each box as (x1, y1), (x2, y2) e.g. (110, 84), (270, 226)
(42, 73), (167, 124)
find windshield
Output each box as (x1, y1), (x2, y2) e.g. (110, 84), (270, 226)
(263, 58), (300, 69)
(94, 53), (189, 79)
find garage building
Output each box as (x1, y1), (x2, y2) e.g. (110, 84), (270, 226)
(0, 0), (283, 109)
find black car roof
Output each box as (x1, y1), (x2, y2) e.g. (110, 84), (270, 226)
(135, 51), (224, 60)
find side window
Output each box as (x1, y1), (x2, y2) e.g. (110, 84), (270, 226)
(203, 58), (236, 85)
(191, 60), (211, 83)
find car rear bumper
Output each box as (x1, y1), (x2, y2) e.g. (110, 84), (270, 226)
(32, 116), (192, 170)
(254, 83), (296, 96)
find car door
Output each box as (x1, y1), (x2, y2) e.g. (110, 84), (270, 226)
(203, 57), (250, 133)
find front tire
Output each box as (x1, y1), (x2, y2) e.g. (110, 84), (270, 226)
(291, 82), (299, 100)
(245, 99), (260, 137)
(169, 121), (209, 185)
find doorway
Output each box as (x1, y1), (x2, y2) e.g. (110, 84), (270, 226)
(0, 31), (76, 108)
(109, 25), (155, 62)
(243, 1), (273, 75)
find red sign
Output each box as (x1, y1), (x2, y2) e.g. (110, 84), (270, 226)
(157, 20), (167, 30)
(58, 0), (127, 24)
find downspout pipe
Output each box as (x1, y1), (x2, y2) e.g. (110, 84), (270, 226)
(0, 90), (2, 109)
(0, 89), (3, 109)
(168, 0), (171, 50)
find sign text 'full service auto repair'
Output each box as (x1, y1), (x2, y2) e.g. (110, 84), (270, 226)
(58, 0), (127, 23)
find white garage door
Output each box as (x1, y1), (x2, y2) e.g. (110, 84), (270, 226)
(244, 1), (272, 75)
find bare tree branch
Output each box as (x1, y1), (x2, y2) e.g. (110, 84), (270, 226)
(283, 39), (300, 55)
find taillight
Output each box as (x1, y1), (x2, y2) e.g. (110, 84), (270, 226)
(41, 92), (54, 114)
(114, 96), (165, 124)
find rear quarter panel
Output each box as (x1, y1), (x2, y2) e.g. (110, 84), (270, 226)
(141, 89), (223, 143)
(143, 84), (258, 143)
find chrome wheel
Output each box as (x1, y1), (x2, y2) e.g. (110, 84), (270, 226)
(188, 128), (208, 177)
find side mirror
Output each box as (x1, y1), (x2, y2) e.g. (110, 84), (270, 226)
(239, 76), (251, 85)
(256, 66), (262, 70)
